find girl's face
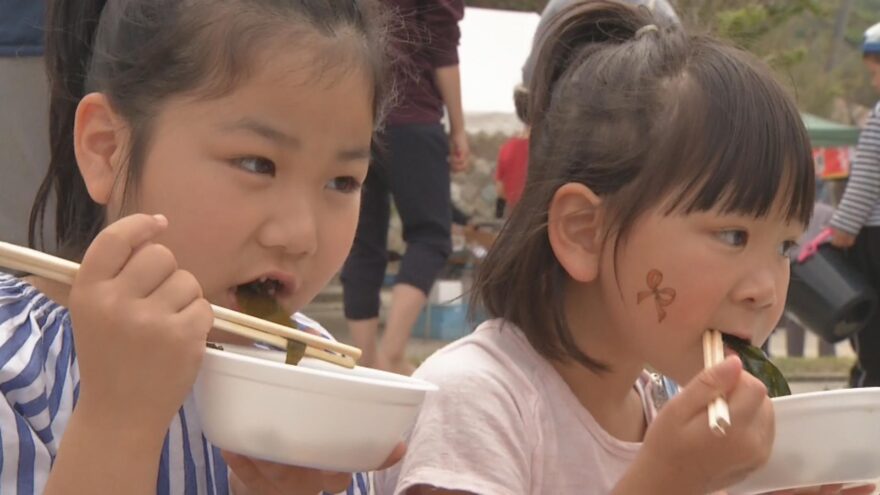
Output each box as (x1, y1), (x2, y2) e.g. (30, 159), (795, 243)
(108, 51), (374, 315)
(596, 201), (804, 384)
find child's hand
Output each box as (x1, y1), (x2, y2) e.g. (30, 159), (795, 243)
(68, 214), (213, 434)
(223, 443), (406, 494)
(621, 356), (774, 495)
(448, 130), (470, 173)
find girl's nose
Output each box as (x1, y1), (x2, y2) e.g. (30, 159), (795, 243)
(732, 267), (780, 310)
(256, 197), (318, 257)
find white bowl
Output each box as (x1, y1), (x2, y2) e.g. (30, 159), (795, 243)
(194, 344), (437, 472)
(729, 387), (880, 494)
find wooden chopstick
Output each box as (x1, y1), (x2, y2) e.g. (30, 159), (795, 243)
(211, 317), (355, 368)
(0, 241), (360, 368)
(702, 329), (731, 435)
(211, 305), (360, 360)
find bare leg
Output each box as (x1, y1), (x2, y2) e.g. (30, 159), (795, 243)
(347, 318), (381, 369)
(379, 284), (427, 375)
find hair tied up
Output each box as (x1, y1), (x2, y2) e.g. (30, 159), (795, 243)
(634, 24), (658, 39)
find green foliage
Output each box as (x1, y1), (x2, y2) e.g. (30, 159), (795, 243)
(468, 0), (880, 121)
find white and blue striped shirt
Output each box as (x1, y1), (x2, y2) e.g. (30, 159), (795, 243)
(0, 273), (369, 495)
(831, 102), (880, 234)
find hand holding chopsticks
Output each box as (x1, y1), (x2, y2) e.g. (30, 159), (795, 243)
(702, 329), (731, 435)
(0, 241), (361, 369)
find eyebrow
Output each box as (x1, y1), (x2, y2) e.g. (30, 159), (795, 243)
(220, 118), (300, 148)
(218, 117), (371, 162)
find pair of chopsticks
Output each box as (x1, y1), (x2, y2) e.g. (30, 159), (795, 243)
(702, 329), (731, 436)
(0, 241), (361, 369)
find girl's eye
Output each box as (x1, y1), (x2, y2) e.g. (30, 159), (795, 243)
(716, 230), (749, 247)
(778, 240), (799, 258)
(233, 156), (276, 176)
(326, 176), (362, 194)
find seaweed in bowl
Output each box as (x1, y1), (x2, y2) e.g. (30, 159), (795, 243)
(722, 334), (791, 397)
(234, 280), (306, 365)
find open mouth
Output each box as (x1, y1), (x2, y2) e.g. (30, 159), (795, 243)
(237, 277), (287, 300)
(232, 277), (305, 365)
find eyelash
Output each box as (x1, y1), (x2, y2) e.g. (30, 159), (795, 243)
(779, 240), (799, 258)
(233, 156), (275, 176)
(232, 156), (362, 195)
(716, 230), (799, 257)
(326, 177), (362, 194)
(716, 230), (749, 247)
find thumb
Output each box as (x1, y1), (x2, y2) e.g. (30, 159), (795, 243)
(669, 355), (742, 419)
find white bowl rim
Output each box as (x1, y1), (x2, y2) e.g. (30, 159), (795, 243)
(203, 346), (438, 393)
(729, 386), (880, 494)
(770, 386), (880, 406)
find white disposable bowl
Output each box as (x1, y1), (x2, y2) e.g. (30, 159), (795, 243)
(729, 387), (880, 494)
(194, 344), (437, 472)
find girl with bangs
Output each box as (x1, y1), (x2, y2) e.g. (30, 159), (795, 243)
(376, 1), (874, 494)
(0, 0), (402, 493)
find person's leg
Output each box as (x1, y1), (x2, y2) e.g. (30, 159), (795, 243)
(381, 124), (452, 374)
(781, 315), (805, 358)
(340, 159), (391, 368)
(380, 284), (427, 374)
(818, 337), (836, 357)
(0, 56), (51, 249)
(845, 226), (880, 387)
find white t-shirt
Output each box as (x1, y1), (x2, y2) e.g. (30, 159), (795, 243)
(376, 319), (670, 495)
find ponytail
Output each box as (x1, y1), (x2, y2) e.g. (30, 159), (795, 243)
(474, 1), (661, 372)
(528, 1), (652, 133)
(474, 0), (814, 372)
(30, 0), (108, 254)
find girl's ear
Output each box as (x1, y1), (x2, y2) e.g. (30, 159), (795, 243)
(74, 92), (129, 205)
(548, 183), (604, 283)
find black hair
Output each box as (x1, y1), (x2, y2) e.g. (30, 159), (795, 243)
(473, 0), (815, 372)
(31, 0), (392, 257)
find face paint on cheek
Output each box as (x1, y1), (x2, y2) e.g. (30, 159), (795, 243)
(636, 269), (676, 322)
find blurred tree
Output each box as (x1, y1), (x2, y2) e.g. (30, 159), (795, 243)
(466, 0), (880, 121)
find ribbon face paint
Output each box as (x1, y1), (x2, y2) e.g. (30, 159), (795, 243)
(637, 269), (676, 322)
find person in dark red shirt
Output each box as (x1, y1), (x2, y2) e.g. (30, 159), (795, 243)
(495, 86), (530, 217)
(341, 0), (468, 374)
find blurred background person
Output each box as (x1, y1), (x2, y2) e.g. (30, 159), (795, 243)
(341, 0), (469, 374)
(829, 21), (880, 387)
(0, 1), (51, 250)
(494, 85), (530, 219)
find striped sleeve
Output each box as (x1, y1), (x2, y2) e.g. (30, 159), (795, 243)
(0, 280), (78, 495)
(831, 105), (880, 235)
(294, 313), (371, 495)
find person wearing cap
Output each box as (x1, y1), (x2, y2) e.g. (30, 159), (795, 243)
(0, 2), (50, 250)
(829, 22), (880, 387)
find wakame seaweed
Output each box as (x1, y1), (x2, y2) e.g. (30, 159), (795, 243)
(236, 284), (306, 365)
(722, 334), (791, 397)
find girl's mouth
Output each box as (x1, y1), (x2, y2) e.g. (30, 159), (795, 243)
(228, 276), (291, 312)
(231, 277), (306, 365)
(238, 277), (286, 298)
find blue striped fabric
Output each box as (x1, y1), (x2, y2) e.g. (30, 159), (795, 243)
(0, 274), (370, 494)
(831, 102), (880, 235)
